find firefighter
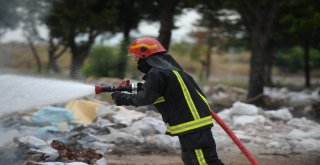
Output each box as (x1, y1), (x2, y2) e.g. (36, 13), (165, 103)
(111, 37), (224, 165)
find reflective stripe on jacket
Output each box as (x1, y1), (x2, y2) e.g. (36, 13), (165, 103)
(151, 69), (213, 136)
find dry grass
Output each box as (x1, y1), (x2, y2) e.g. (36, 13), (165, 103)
(1, 42), (319, 88)
(0, 42), (71, 72)
(176, 49), (320, 88)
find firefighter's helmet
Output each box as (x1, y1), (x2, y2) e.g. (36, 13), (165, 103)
(128, 37), (166, 58)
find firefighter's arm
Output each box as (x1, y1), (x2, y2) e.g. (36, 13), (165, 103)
(132, 70), (165, 106)
(111, 70), (165, 106)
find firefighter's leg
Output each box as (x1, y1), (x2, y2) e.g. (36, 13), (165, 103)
(180, 140), (194, 165)
(197, 141), (224, 165)
(179, 129), (224, 165)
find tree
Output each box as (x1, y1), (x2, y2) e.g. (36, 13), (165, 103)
(20, 0), (49, 73)
(193, 0), (244, 80)
(19, 0), (67, 73)
(263, 1), (295, 86)
(138, 0), (186, 50)
(112, 0), (185, 76)
(44, 1), (68, 73)
(44, 0), (118, 79)
(23, 22), (42, 73)
(47, 37), (67, 73)
(277, 0), (320, 88)
(224, 0), (278, 105)
(113, 0), (147, 78)
(157, 0), (180, 49)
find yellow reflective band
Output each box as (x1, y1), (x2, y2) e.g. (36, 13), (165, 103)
(130, 43), (157, 49)
(172, 70), (200, 119)
(154, 96), (165, 104)
(195, 149), (208, 165)
(196, 90), (210, 109)
(166, 116), (213, 134)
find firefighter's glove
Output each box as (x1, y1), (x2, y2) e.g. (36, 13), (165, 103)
(111, 92), (134, 106)
(137, 82), (143, 92)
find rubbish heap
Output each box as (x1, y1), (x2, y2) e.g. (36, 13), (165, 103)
(0, 86), (319, 165)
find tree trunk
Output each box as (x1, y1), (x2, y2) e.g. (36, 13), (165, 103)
(68, 28), (97, 79)
(158, 0), (179, 50)
(248, 30), (266, 105)
(27, 37), (42, 73)
(70, 50), (87, 79)
(47, 53), (61, 73)
(69, 42), (92, 79)
(264, 61), (273, 86)
(303, 42), (311, 88)
(47, 37), (66, 73)
(264, 44), (274, 86)
(117, 29), (130, 78)
(242, 0), (277, 106)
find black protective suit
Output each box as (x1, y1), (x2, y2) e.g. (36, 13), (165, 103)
(111, 53), (224, 165)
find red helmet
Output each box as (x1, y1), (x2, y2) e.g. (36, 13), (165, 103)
(128, 37), (166, 58)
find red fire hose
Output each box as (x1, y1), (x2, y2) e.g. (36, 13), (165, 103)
(210, 110), (260, 165)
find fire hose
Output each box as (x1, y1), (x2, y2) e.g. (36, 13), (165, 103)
(95, 81), (260, 165)
(209, 111), (260, 165)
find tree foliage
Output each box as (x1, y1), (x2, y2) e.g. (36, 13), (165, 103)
(0, 0), (21, 38)
(282, 0), (319, 87)
(45, 0), (117, 39)
(112, 0), (151, 78)
(44, 0), (118, 78)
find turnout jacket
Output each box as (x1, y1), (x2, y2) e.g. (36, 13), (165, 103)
(131, 68), (213, 136)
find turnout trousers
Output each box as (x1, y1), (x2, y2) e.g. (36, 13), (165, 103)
(178, 128), (224, 165)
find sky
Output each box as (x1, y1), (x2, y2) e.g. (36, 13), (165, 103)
(1, 9), (201, 45)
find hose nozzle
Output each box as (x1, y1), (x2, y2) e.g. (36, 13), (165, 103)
(95, 83), (138, 94)
(95, 84), (103, 94)
(95, 84), (113, 94)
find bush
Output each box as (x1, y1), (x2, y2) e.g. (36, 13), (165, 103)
(82, 45), (120, 77)
(171, 41), (192, 57)
(275, 46), (320, 72)
(171, 42), (205, 60)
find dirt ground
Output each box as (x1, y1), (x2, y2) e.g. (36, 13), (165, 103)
(106, 152), (320, 165)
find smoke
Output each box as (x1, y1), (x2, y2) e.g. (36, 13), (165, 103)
(0, 128), (20, 146)
(0, 145), (25, 165)
(0, 125), (25, 165)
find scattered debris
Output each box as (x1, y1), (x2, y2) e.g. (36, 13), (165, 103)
(1, 86), (320, 164)
(50, 140), (102, 164)
(13, 136), (59, 162)
(65, 99), (101, 125)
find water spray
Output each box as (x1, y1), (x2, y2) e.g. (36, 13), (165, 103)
(0, 74), (95, 114)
